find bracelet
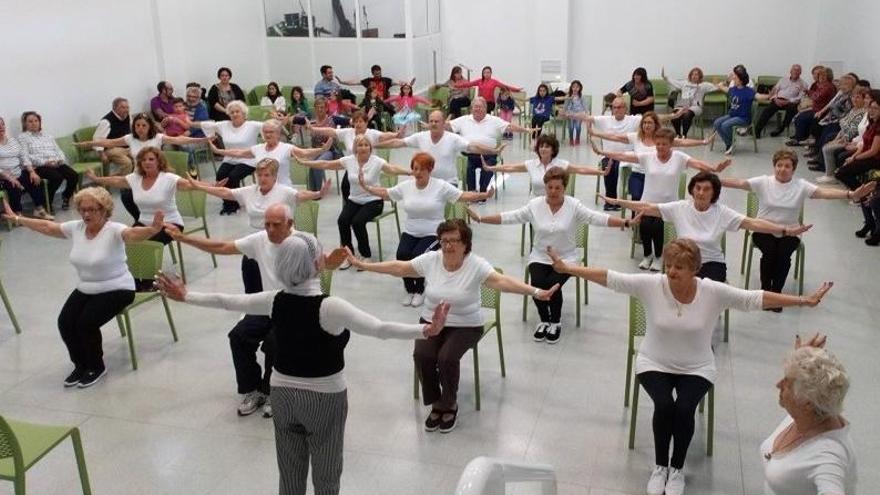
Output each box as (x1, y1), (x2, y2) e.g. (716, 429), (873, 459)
(533, 288), (541, 298)
(798, 296), (806, 306)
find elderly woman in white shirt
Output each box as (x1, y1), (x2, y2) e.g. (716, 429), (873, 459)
(762, 333), (857, 495)
(2, 187), (165, 388)
(721, 149), (874, 298)
(358, 152), (492, 306)
(347, 219), (558, 433)
(156, 233), (451, 495)
(661, 67), (718, 138)
(469, 167), (631, 344)
(547, 239), (833, 495)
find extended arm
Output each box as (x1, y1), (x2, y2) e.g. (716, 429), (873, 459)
(601, 196), (661, 217)
(291, 144), (330, 161)
(762, 282), (833, 309)
(719, 177), (751, 191)
(83, 169), (130, 189)
(2, 199), (64, 237)
(672, 136), (710, 148)
(164, 228), (241, 255)
(587, 128), (629, 143)
(686, 157), (732, 173)
(590, 143), (640, 164)
(162, 135), (210, 146)
(120, 211), (165, 242)
(568, 164), (609, 177)
(812, 181), (875, 200)
(210, 142), (255, 159)
(346, 250), (420, 277)
(187, 179), (236, 200)
(484, 271), (557, 299)
(299, 158), (345, 170)
(381, 163), (413, 176)
(76, 137), (127, 149)
(739, 217), (812, 236)
(546, 247), (609, 286)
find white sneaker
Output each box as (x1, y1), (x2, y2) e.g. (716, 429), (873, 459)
(545, 323), (561, 344)
(646, 465), (668, 495)
(262, 397), (273, 418)
(401, 293), (414, 306)
(724, 146), (734, 155)
(356, 256), (372, 272)
(339, 259), (352, 270)
(411, 293), (425, 307)
(650, 257), (663, 272)
(639, 256), (653, 270)
(237, 391), (267, 417)
(815, 175), (838, 184)
(665, 467), (686, 495)
(736, 128), (748, 136)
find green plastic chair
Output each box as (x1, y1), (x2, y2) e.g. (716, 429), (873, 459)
(294, 200), (319, 237)
(164, 150), (190, 177)
(56, 136), (103, 192)
(625, 297), (714, 456)
(427, 86), (450, 113)
(174, 190), (218, 282)
(247, 106), (274, 122)
(320, 269), (333, 295)
(375, 148), (391, 162)
(710, 102), (759, 155)
(72, 126), (101, 164)
(742, 192), (806, 295)
(290, 159), (309, 186)
(369, 173), (401, 261)
(0, 238), (21, 334)
(114, 241), (178, 370)
(414, 267), (505, 411)
(247, 85), (269, 106)
(444, 201), (469, 222)
(649, 79), (669, 112)
(0, 415), (92, 494)
(521, 223), (588, 327)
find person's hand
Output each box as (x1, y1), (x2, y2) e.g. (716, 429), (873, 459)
(601, 165), (611, 176)
(705, 131), (718, 147)
(1, 197), (17, 220)
(156, 272), (187, 302)
(321, 137), (334, 152)
(533, 283), (560, 301)
(465, 206), (481, 222)
(597, 194), (620, 206)
(715, 158), (732, 173)
(357, 170), (367, 189)
(343, 247), (365, 270)
(212, 177), (229, 187)
(630, 212), (644, 226)
(786, 224), (813, 236)
(209, 139), (221, 153)
(163, 224), (184, 241)
(546, 247), (569, 274)
(83, 168), (98, 181)
(801, 281), (833, 307)
(318, 178), (332, 198)
(324, 247), (348, 269)
(150, 210), (165, 231)
(795, 332), (827, 350)
(481, 186), (495, 200)
(422, 301), (450, 338)
(8, 177), (24, 190)
(495, 142), (508, 154)
(853, 181), (877, 201)
(589, 138), (602, 155)
(28, 170), (41, 186)
(480, 155), (496, 172)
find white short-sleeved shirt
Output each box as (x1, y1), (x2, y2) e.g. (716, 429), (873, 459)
(250, 142), (295, 186)
(501, 196), (610, 265)
(606, 271), (762, 382)
(231, 184), (299, 231)
(341, 155), (385, 204)
(410, 251), (494, 327)
(403, 131), (470, 183)
(234, 231), (322, 295)
(761, 416), (858, 495)
(624, 132), (652, 173)
(450, 114), (508, 147)
(123, 134), (164, 159)
(60, 220), (135, 294)
(747, 176), (817, 230)
(639, 150), (690, 203)
(125, 172), (183, 225)
(201, 121), (263, 166)
(260, 96), (288, 113)
(525, 158), (570, 197)
(592, 115), (641, 152)
(336, 128), (383, 155)
(659, 200), (745, 264)
(388, 178), (462, 237)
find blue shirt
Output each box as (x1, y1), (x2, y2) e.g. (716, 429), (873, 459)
(314, 79), (340, 98)
(530, 95), (556, 118)
(728, 86), (756, 121)
(186, 101), (210, 138)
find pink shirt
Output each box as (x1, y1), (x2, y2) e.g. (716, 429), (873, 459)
(385, 95), (430, 111)
(455, 78), (518, 103)
(163, 111), (191, 137)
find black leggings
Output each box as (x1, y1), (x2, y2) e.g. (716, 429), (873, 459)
(528, 262), (571, 323)
(697, 262), (727, 282)
(670, 109), (696, 137)
(337, 199), (383, 257)
(396, 233), (438, 294)
(58, 289), (135, 372)
(639, 216), (664, 258)
(531, 115), (550, 139)
(751, 233), (800, 292)
(216, 162), (255, 212)
(638, 371), (712, 469)
(448, 96), (471, 118)
(36, 164), (78, 205)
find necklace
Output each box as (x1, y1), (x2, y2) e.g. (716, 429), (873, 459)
(663, 280), (694, 317)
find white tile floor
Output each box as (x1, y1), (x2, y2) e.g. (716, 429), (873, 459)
(1, 131), (877, 494)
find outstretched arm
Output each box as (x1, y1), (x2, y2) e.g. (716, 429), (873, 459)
(357, 170), (390, 200)
(210, 141), (255, 159)
(481, 155), (526, 173)
(76, 137), (127, 149)
(547, 247), (609, 287)
(187, 178), (236, 200)
(590, 141), (639, 164)
(299, 158), (345, 170)
(162, 135), (211, 146)
(292, 143), (331, 161)
(600, 195), (661, 217)
(568, 164), (609, 177)
(719, 177), (751, 191)
(484, 271), (557, 299)
(346, 248), (419, 277)
(762, 282), (833, 309)
(739, 217), (813, 236)
(121, 211), (165, 242)
(297, 179), (331, 202)
(381, 163), (413, 176)
(2, 199), (63, 237)
(164, 226), (241, 254)
(812, 181), (875, 200)
(672, 136), (711, 148)
(588, 128), (629, 143)
(83, 169), (130, 189)
(375, 138), (407, 149)
(686, 157), (731, 173)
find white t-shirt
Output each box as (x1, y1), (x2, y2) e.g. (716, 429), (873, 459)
(250, 142), (295, 186)
(60, 220), (135, 294)
(201, 121), (263, 166)
(125, 172), (184, 225)
(761, 416), (858, 495)
(341, 155), (385, 204)
(231, 184), (299, 231)
(525, 158), (570, 197)
(592, 115), (641, 152)
(659, 200), (745, 264)
(639, 150), (690, 203)
(626, 132), (654, 154)
(233, 231), (323, 295)
(410, 251), (494, 327)
(388, 178), (462, 237)
(450, 114), (509, 147)
(501, 196), (610, 265)
(260, 96), (288, 112)
(607, 271), (762, 382)
(403, 131), (470, 183)
(123, 134), (164, 159)
(336, 128), (383, 155)
(747, 176), (817, 230)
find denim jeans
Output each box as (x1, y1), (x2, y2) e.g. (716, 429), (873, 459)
(713, 115), (748, 149)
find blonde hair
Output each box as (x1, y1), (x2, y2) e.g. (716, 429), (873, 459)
(73, 186), (114, 218)
(785, 346), (849, 420)
(663, 239), (702, 272)
(134, 147), (169, 176)
(353, 135), (373, 153)
(255, 157), (280, 176)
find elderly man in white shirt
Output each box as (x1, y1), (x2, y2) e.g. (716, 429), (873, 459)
(754, 64), (808, 138)
(580, 97), (642, 210)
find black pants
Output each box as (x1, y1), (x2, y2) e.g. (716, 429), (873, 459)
(449, 96), (471, 118)
(485, 101), (496, 113)
(216, 162), (255, 212)
(835, 157), (880, 190)
(465, 153), (496, 192)
(754, 102), (798, 137)
(0, 171), (46, 212)
(697, 262), (727, 282)
(397, 233), (438, 294)
(36, 164), (78, 205)
(337, 199), (383, 257)
(57, 289), (135, 372)
(638, 371), (712, 469)
(531, 115), (550, 139)
(751, 233), (800, 292)
(528, 263), (571, 323)
(601, 157), (619, 200)
(229, 255), (274, 394)
(241, 255), (263, 294)
(670, 109), (696, 137)
(640, 216), (664, 258)
(132, 221), (183, 245)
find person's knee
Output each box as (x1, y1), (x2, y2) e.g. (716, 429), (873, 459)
(437, 353), (462, 373)
(413, 345), (437, 365)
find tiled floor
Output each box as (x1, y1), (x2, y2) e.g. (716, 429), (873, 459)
(0, 131), (877, 494)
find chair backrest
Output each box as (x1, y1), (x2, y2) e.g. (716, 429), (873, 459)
(165, 150), (190, 177)
(56, 136), (79, 164)
(444, 201), (468, 221)
(247, 105), (274, 122)
(320, 269), (333, 295)
(0, 415), (23, 471)
(376, 148), (391, 162)
(629, 296), (646, 338)
(678, 173), (687, 200)
(176, 189), (207, 218)
(294, 200), (319, 235)
(746, 191), (759, 218)
(756, 75), (781, 92)
(125, 240), (165, 280)
(480, 267), (503, 311)
(290, 159), (309, 185)
(649, 78), (669, 99)
(663, 222), (677, 246)
(73, 126), (97, 143)
(565, 175), (576, 195)
(247, 85), (269, 105)
(575, 223), (589, 250)
(428, 86), (450, 107)
(379, 172), (398, 189)
(456, 155), (467, 185)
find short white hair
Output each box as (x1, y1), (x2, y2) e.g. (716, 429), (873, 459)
(226, 100), (248, 116)
(262, 119), (282, 133)
(472, 96), (487, 107)
(274, 232), (322, 289)
(784, 346), (849, 419)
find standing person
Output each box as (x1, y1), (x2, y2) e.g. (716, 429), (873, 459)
(358, 152), (491, 306)
(347, 219), (558, 432)
(156, 234), (451, 495)
(261, 82), (288, 116)
(753, 64), (808, 138)
(299, 136), (412, 266)
(712, 65), (757, 154)
(579, 97), (641, 211)
(17, 111), (80, 210)
(558, 80), (588, 145)
(336, 64), (412, 100)
(433, 66), (471, 118)
(617, 67), (655, 115)
(721, 149), (874, 296)
(150, 81), (175, 122)
(207, 67), (246, 121)
(454, 66), (522, 113)
(0, 117), (53, 219)
(448, 97), (535, 193)
(495, 88), (517, 140)
(762, 334), (857, 495)
(91, 97), (132, 176)
(529, 84), (556, 138)
(549, 240), (832, 495)
(469, 168), (631, 343)
(787, 66), (836, 146)
(661, 67), (717, 138)
(385, 83), (431, 134)
(2, 187), (166, 387)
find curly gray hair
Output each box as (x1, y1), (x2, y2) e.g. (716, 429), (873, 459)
(784, 346), (849, 420)
(274, 232), (322, 290)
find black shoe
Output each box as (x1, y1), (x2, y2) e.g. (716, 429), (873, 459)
(77, 369), (107, 388)
(808, 164), (825, 172)
(804, 151), (818, 158)
(63, 368), (85, 387)
(866, 234), (880, 246)
(439, 409), (458, 433)
(61, 198), (71, 210)
(424, 409), (442, 432)
(545, 323), (561, 344)
(763, 307), (783, 313)
(533, 323), (548, 342)
(770, 129), (783, 137)
(855, 225), (873, 238)
(785, 139), (800, 146)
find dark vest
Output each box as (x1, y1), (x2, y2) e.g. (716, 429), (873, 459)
(102, 111), (131, 139)
(271, 293), (350, 377)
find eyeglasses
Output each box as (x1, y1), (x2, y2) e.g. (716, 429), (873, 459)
(439, 238), (462, 246)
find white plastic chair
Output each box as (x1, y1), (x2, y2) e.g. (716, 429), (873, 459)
(454, 456), (557, 495)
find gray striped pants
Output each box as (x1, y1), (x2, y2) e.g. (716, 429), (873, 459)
(271, 386), (348, 495)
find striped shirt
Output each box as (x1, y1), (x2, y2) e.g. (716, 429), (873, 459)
(0, 138), (31, 177)
(17, 131), (66, 166)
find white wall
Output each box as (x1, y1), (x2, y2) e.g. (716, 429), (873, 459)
(814, 0), (879, 83)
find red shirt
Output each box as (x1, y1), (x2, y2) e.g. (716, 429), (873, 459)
(862, 120), (878, 150)
(808, 81), (836, 112)
(455, 78), (518, 103)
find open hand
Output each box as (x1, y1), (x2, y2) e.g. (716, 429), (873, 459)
(318, 178), (332, 198)
(786, 224), (813, 236)
(546, 247), (568, 274)
(343, 247), (364, 270)
(802, 281), (833, 307)
(715, 158), (732, 173)
(533, 283), (560, 301)
(150, 210), (165, 231)
(597, 194), (620, 206)
(156, 272), (186, 301)
(795, 332), (827, 350)
(423, 301), (451, 337)
(163, 224), (184, 241)
(324, 247), (348, 269)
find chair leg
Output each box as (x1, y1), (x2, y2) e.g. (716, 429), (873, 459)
(624, 350), (633, 408)
(740, 232), (748, 274)
(575, 279), (581, 327)
(521, 268), (529, 322)
(202, 220), (218, 268)
(413, 365), (420, 400)
(161, 296), (178, 342)
(0, 280), (22, 334)
(374, 223), (383, 262)
(473, 346), (481, 411)
(176, 241), (187, 284)
(797, 245), (805, 296)
(594, 177), (600, 204)
(723, 309), (730, 343)
(123, 311), (137, 370)
(744, 241), (755, 289)
(14, 473), (25, 495)
(393, 208), (401, 236)
(70, 428), (93, 495)
(707, 387), (715, 456)
(115, 314), (126, 338)
(628, 380), (640, 449)
(519, 223), (526, 256)
(495, 325), (506, 378)
(167, 243), (178, 265)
